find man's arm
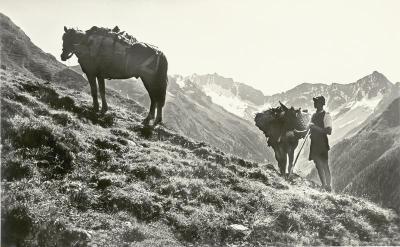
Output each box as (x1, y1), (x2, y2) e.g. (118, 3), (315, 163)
(309, 112), (332, 135)
(309, 125), (332, 135)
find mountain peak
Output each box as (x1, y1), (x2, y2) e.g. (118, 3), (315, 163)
(372, 70), (382, 75)
(351, 71), (393, 99)
(367, 71), (391, 84)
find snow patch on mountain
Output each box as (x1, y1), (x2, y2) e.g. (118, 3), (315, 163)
(174, 75), (186, 89)
(330, 93), (383, 143)
(352, 93), (384, 109)
(202, 83), (251, 117)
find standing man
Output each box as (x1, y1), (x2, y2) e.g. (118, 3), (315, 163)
(309, 96), (333, 192)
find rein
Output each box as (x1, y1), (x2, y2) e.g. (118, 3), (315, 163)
(292, 128), (310, 170)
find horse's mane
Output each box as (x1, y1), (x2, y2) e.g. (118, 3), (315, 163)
(85, 26), (138, 46)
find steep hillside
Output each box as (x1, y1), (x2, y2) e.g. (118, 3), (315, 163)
(2, 68), (400, 246)
(70, 66), (275, 163)
(0, 12), (86, 90)
(0, 11), (274, 163)
(165, 79), (273, 163)
(308, 97), (400, 211)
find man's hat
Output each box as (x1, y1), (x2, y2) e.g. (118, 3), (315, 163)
(313, 96), (326, 105)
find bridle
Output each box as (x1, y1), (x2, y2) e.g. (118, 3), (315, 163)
(62, 47), (75, 59)
(62, 31), (86, 60)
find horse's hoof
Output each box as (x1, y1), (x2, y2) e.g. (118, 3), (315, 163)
(101, 107), (108, 114)
(324, 186), (332, 192)
(142, 118), (150, 126)
(154, 119), (162, 126)
(93, 104), (99, 112)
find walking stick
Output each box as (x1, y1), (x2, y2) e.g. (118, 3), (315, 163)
(292, 129), (311, 171)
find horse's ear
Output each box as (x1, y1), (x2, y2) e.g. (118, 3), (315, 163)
(279, 101), (288, 111)
(64, 26), (68, 32)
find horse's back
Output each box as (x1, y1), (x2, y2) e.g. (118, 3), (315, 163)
(87, 35), (161, 79)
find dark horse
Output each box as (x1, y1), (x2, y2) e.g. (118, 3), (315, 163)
(61, 26), (168, 125)
(255, 102), (309, 178)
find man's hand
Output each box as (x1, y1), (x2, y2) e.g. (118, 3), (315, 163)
(309, 122), (332, 135)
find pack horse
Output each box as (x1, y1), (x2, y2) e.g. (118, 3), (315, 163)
(61, 26), (168, 125)
(255, 102), (309, 178)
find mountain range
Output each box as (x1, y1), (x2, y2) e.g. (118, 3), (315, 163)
(181, 72), (399, 145)
(180, 72), (399, 177)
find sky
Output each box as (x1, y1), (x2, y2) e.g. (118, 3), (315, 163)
(2, 0), (400, 95)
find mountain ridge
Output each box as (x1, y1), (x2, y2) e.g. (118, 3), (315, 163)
(183, 70), (397, 147)
(0, 12), (87, 90)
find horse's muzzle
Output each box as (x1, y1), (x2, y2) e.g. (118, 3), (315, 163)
(60, 52), (73, 61)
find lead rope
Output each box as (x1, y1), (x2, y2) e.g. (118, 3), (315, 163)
(292, 128), (311, 171)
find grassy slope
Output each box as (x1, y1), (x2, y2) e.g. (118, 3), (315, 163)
(2, 68), (400, 246)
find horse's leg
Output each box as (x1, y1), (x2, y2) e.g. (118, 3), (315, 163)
(142, 79), (156, 125)
(287, 142), (298, 177)
(154, 91), (166, 125)
(279, 141), (289, 178)
(97, 76), (108, 113)
(287, 146), (295, 178)
(87, 74), (99, 112)
(153, 55), (168, 126)
(143, 99), (156, 125)
(280, 150), (288, 177)
(273, 145), (286, 176)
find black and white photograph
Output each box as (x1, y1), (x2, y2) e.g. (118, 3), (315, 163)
(1, 0), (400, 246)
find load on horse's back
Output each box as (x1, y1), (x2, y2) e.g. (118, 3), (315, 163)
(61, 26), (168, 125)
(255, 102), (310, 178)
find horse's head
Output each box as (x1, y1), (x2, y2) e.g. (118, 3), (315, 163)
(277, 101), (299, 130)
(61, 26), (82, 61)
(284, 107), (299, 129)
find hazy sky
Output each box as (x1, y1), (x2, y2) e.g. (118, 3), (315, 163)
(2, 0), (400, 95)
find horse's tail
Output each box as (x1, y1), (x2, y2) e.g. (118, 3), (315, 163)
(155, 52), (168, 107)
